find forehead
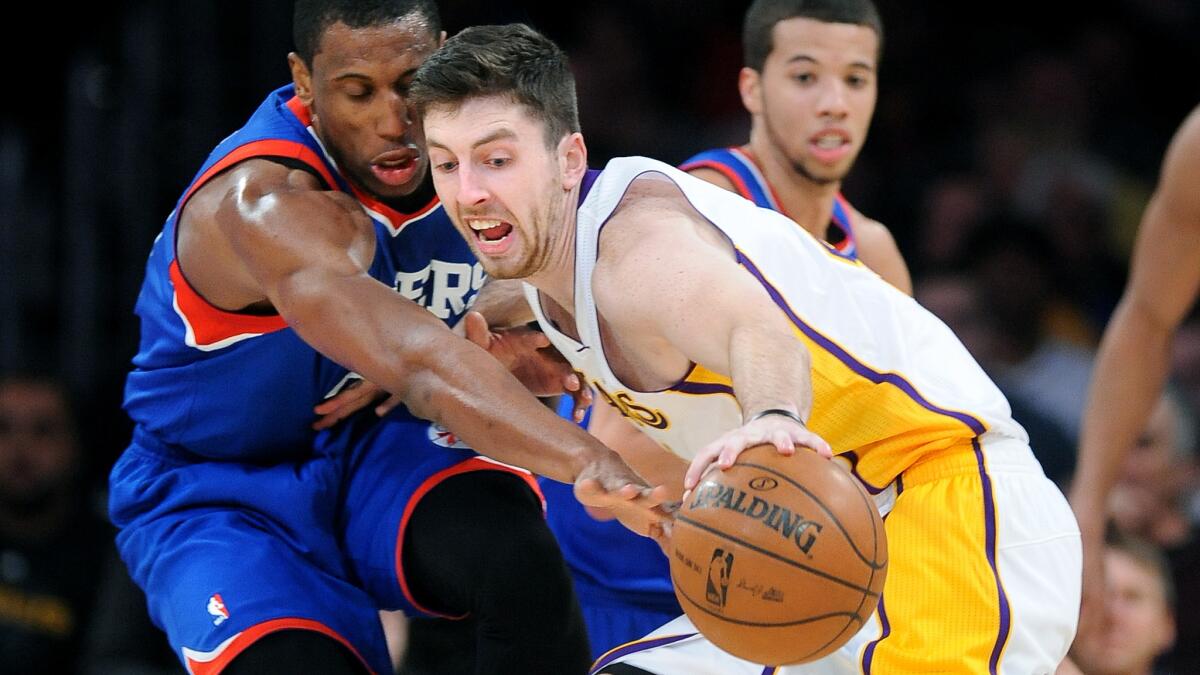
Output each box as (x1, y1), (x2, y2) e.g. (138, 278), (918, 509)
(767, 17), (879, 67)
(313, 14), (439, 75)
(1107, 550), (1165, 595)
(426, 96), (543, 144)
(0, 382), (66, 415)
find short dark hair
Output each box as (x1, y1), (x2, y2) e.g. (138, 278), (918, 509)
(293, 0), (441, 65)
(410, 23), (580, 148)
(743, 0), (883, 71)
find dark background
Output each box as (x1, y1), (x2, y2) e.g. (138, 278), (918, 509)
(1, 0), (1197, 495)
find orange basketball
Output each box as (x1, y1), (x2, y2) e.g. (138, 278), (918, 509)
(670, 444), (887, 666)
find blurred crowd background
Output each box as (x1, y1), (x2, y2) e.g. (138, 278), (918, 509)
(1, 0), (1198, 673)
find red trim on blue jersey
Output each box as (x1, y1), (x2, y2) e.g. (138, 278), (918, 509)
(730, 147), (793, 218)
(393, 457), (543, 618)
(284, 95), (441, 235)
(182, 139), (338, 205)
(182, 617), (374, 675)
(169, 261), (287, 347)
(169, 137), (337, 348)
(678, 158), (757, 203)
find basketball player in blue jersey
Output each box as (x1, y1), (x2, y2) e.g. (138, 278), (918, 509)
(109, 2), (667, 674)
(682, 0), (909, 294)
(414, 24), (1081, 674)
(540, 0), (914, 659)
(1069, 105), (1200, 669)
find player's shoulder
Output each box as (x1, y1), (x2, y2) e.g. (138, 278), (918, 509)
(684, 165), (738, 193)
(1165, 106), (1200, 176)
(843, 204), (896, 247)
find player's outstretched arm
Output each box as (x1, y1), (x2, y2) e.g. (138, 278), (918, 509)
(212, 163), (662, 504)
(1070, 106), (1200, 656)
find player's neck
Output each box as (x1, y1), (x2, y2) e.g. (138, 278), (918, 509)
(526, 188), (580, 313)
(742, 140), (840, 238)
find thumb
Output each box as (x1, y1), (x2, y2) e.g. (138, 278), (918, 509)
(463, 311), (490, 348)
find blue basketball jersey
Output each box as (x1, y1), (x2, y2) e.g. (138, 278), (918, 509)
(679, 146), (859, 259)
(123, 85), (482, 462)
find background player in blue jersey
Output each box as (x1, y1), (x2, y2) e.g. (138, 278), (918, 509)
(543, 0), (914, 660)
(109, 1), (666, 674)
(681, 0), (909, 293)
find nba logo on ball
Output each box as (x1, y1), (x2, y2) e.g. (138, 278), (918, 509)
(671, 445), (888, 665)
(705, 549), (734, 607)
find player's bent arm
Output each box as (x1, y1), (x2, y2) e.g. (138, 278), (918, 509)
(215, 168), (641, 487)
(596, 191), (813, 424)
(852, 218), (913, 296)
(1070, 108), (1200, 520)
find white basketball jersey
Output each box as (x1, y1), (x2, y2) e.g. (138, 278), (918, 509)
(526, 156), (1029, 489)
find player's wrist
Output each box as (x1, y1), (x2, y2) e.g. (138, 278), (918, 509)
(745, 407), (806, 426)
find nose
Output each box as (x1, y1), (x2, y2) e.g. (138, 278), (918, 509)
(375, 92), (411, 142)
(815, 80), (849, 120)
(456, 163), (490, 208)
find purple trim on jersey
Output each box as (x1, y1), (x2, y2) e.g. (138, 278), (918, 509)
(588, 633), (697, 674)
(861, 587), (890, 674)
(976, 437), (1013, 674)
(841, 451), (889, 495)
(761, 667), (779, 675)
(732, 250), (987, 436)
(579, 169), (601, 205)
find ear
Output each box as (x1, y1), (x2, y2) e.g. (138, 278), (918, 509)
(738, 67), (763, 116)
(437, 30), (447, 48)
(559, 132), (588, 191)
(288, 53), (314, 105)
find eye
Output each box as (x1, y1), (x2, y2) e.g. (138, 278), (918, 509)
(846, 74), (871, 89)
(486, 157), (511, 168)
(434, 160), (458, 173)
(346, 88), (372, 101)
(793, 72), (815, 85)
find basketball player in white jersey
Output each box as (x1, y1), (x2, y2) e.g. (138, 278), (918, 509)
(413, 23), (1081, 675)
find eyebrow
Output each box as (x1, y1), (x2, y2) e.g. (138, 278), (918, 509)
(332, 67), (419, 83)
(427, 128), (518, 151)
(785, 54), (876, 71)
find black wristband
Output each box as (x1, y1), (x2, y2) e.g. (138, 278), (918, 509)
(747, 408), (805, 425)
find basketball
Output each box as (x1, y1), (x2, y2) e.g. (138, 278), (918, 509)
(670, 444), (887, 666)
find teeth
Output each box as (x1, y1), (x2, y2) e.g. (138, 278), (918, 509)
(470, 220), (502, 231)
(814, 136), (845, 149)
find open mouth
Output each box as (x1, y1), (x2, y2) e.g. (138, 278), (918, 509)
(370, 149), (420, 187)
(468, 218), (515, 253)
(809, 130), (852, 163)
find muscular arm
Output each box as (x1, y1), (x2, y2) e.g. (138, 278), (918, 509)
(1070, 108), (1200, 521)
(1069, 107), (1200, 655)
(595, 179), (814, 426)
(207, 162), (632, 484)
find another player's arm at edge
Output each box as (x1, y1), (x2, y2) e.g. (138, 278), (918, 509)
(1069, 108), (1200, 636)
(210, 161), (641, 487)
(686, 167), (912, 295)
